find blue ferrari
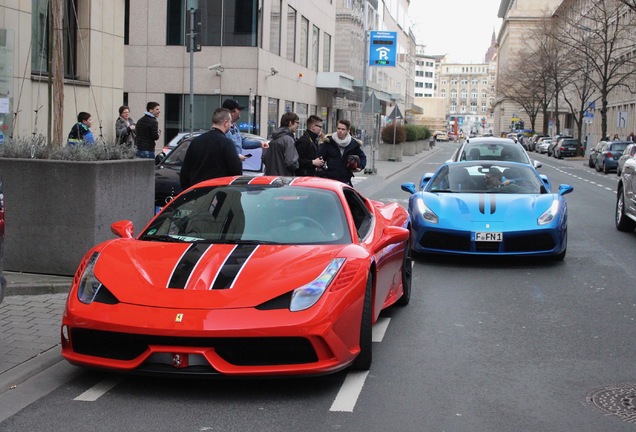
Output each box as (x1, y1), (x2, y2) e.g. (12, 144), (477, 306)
(401, 161), (573, 260)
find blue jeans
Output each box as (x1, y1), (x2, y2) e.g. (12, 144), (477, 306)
(136, 150), (155, 159)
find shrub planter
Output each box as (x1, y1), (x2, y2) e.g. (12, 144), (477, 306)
(0, 158), (155, 275)
(403, 141), (416, 156)
(379, 142), (403, 162)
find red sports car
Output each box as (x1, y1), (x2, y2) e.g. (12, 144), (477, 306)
(61, 176), (411, 376)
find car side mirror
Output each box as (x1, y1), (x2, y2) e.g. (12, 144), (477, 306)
(111, 220), (134, 238)
(376, 226), (410, 251)
(558, 184), (574, 196)
(401, 182), (416, 195)
(155, 153), (165, 165)
(533, 160), (542, 169)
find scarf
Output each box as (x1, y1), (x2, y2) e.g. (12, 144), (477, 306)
(332, 133), (352, 148)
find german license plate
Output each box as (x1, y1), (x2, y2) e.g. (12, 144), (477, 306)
(567, 147), (576, 151)
(475, 232), (502, 242)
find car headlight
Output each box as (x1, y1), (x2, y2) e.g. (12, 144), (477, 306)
(77, 252), (104, 304)
(416, 197), (439, 224)
(290, 258), (346, 312)
(538, 200), (560, 225)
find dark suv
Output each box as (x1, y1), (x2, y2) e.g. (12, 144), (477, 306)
(554, 138), (580, 158)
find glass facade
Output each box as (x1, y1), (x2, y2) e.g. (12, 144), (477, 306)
(286, 6), (296, 62)
(269, 0), (281, 55)
(166, 0), (258, 47)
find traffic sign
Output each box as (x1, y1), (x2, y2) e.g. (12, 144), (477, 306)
(369, 31), (397, 67)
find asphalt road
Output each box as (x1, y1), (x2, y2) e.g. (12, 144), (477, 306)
(3, 145), (636, 431)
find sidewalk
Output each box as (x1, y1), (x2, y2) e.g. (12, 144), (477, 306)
(0, 141), (440, 393)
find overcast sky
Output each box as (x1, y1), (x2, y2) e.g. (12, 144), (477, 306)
(408, 0), (503, 63)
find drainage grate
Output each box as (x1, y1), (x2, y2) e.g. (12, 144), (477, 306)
(586, 383), (636, 423)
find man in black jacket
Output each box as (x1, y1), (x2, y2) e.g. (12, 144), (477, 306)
(318, 119), (366, 186)
(180, 108), (242, 190)
(135, 102), (161, 158)
(295, 115), (326, 176)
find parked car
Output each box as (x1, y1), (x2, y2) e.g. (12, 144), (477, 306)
(449, 137), (542, 169)
(588, 142), (605, 168)
(155, 134), (265, 211)
(553, 138), (581, 159)
(532, 135), (549, 152)
(594, 141), (630, 174)
(61, 176), (411, 376)
(616, 156), (636, 232)
(537, 138), (552, 154)
(401, 161), (573, 260)
(548, 135), (573, 157)
(156, 130), (207, 163)
(617, 143), (636, 176)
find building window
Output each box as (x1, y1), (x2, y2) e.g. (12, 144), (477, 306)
(425, 71), (433, 78)
(312, 25), (319, 72)
(441, 89), (446, 97)
(31, 0), (80, 79)
(451, 79), (457, 85)
(450, 104), (456, 113)
(285, 100), (294, 113)
(482, 103), (487, 113)
(124, 0), (130, 45)
(165, 94), (260, 142)
(415, 82), (424, 88)
(425, 83), (433, 89)
(470, 102), (477, 114)
(166, 0), (258, 47)
(268, 98), (279, 138)
(296, 103), (308, 137)
(426, 61), (433, 67)
(482, 91), (487, 98)
(269, 0), (281, 54)
(323, 32), (331, 72)
(461, 79), (468, 85)
(416, 71), (424, 77)
(441, 79), (446, 85)
(471, 90), (478, 99)
(450, 90), (457, 98)
(286, 6), (297, 62)
(300, 16), (309, 67)
(472, 78), (478, 85)
(415, 93), (423, 97)
(482, 79), (487, 84)
(460, 90), (467, 99)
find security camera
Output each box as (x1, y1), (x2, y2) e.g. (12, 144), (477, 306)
(208, 63), (223, 71)
(270, 67), (279, 76)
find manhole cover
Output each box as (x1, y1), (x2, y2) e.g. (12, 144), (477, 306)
(586, 383), (636, 423)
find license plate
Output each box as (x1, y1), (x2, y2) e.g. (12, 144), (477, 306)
(567, 147), (576, 151)
(475, 232), (502, 242)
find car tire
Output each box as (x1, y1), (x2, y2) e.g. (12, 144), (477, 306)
(604, 164), (610, 174)
(352, 273), (373, 370)
(396, 240), (412, 307)
(595, 162), (602, 172)
(616, 188), (636, 232)
(617, 167), (622, 177)
(588, 158), (595, 168)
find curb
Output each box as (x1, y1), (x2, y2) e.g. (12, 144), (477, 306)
(0, 347), (63, 397)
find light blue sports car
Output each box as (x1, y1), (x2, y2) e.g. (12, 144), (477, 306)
(401, 161), (573, 260)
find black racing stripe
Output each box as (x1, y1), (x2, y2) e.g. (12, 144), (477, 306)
(231, 176), (252, 185)
(168, 243), (211, 289)
(490, 195), (496, 214)
(211, 244), (258, 290)
(479, 194), (485, 214)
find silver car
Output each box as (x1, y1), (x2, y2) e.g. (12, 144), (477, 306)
(617, 143), (636, 176)
(449, 137), (542, 169)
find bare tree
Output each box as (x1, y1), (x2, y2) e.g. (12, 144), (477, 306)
(553, 0), (636, 140)
(497, 55), (543, 133)
(618, 0), (636, 12)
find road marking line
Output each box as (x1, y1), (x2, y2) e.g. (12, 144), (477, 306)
(74, 376), (123, 402)
(372, 317), (391, 342)
(330, 371), (370, 412)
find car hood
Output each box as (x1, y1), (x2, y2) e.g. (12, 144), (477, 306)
(91, 240), (352, 309)
(155, 165), (182, 203)
(421, 192), (557, 229)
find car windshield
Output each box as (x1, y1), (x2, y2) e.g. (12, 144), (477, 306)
(163, 140), (192, 166)
(427, 163), (545, 194)
(460, 143), (530, 164)
(141, 185), (351, 245)
(609, 142), (629, 151)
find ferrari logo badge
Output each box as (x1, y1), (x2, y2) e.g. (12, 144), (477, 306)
(175, 313), (184, 323)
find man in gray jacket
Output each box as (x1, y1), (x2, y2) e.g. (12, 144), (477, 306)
(264, 112), (300, 176)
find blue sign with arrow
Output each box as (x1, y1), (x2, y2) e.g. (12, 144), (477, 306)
(369, 31), (397, 67)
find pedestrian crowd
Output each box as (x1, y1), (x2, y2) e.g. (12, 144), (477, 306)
(67, 98), (367, 188)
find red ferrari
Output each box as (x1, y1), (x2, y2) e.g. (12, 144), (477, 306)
(61, 176), (411, 376)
